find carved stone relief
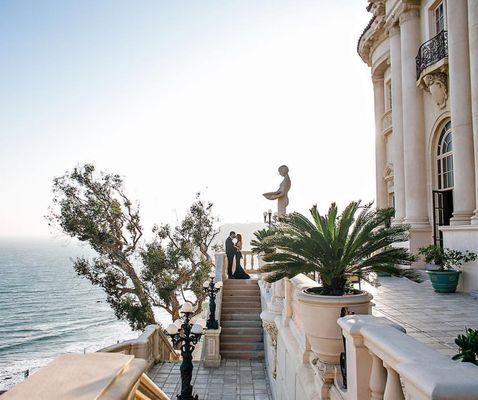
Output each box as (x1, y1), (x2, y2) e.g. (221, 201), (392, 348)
(423, 72), (448, 109)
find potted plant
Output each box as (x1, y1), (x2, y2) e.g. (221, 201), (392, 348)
(452, 328), (478, 365)
(418, 245), (477, 293)
(253, 201), (419, 364)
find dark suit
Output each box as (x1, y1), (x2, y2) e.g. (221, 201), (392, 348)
(225, 237), (236, 278)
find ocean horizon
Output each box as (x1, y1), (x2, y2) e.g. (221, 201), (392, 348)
(0, 237), (169, 391)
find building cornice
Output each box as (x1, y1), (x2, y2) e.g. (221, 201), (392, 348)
(357, 0), (386, 66)
(357, 0), (420, 66)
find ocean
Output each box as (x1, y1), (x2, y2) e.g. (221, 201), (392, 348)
(0, 238), (149, 391)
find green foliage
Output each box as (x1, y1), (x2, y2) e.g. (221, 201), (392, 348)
(251, 227), (277, 255)
(418, 245), (445, 266)
(48, 165), (218, 329)
(254, 201), (420, 295)
(419, 245), (477, 271)
(453, 328), (478, 365)
(143, 194), (218, 320)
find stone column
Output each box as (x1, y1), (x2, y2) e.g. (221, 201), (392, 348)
(389, 24), (406, 223)
(399, 9), (428, 228)
(399, 8), (431, 257)
(448, 0), (476, 225)
(372, 75), (388, 209)
(468, 1), (478, 225)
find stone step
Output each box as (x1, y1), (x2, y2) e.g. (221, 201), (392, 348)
(220, 350), (264, 360)
(220, 342), (264, 351)
(222, 327), (262, 336)
(221, 308), (261, 315)
(221, 301), (261, 309)
(220, 334), (263, 343)
(221, 313), (262, 322)
(222, 291), (260, 297)
(223, 279), (259, 284)
(221, 296), (261, 303)
(221, 320), (262, 328)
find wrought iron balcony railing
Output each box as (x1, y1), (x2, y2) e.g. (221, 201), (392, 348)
(416, 30), (448, 80)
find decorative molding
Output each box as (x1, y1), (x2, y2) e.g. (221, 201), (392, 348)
(388, 24), (400, 37)
(263, 320), (278, 379)
(422, 72), (448, 109)
(358, 1), (387, 66)
(263, 320), (278, 348)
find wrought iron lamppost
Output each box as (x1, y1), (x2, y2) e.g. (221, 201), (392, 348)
(202, 271), (222, 329)
(263, 209), (278, 228)
(166, 302), (205, 400)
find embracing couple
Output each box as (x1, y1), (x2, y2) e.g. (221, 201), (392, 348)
(225, 231), (250, 280)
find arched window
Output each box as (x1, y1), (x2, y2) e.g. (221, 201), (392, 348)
(437, 121), (453, 190)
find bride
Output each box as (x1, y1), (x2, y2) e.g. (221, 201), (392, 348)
(232, 234), (250, 279)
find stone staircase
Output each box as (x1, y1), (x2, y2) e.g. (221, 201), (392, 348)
(220, 279), (264, 360)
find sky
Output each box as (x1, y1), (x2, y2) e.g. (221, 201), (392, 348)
(0, 0), (374, 239)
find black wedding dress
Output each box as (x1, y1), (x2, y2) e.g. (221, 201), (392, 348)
(232, 245), (250, 279)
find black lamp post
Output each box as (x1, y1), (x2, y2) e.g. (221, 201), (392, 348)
(263, 209), (278, 228)
(166, 302), (205, 400)
(202, 272), (222, 330)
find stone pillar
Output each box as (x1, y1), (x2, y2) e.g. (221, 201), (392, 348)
(399, 8), (428, 228)
(448, 0), (476, 225)
(468, 1), (478, 225)
(203, 327), (221, 367)
(372, 75), (388, 209)
(389, 25), (405, 223)
(389, 24), (406, 223)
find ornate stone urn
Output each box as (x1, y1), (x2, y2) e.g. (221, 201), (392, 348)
(297, 289), (373, 364)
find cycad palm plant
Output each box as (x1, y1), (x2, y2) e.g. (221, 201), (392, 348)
(252, 201), (419, 295)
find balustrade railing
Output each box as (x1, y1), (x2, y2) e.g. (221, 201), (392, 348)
(335, 315), (478, 400)
(416, 30), (448, 79)
(100, 324), (179, 368)
(381, 109), (392, 133)
(218, 250), (262, 276)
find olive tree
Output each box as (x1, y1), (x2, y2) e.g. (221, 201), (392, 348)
(48, 164), (218, 330)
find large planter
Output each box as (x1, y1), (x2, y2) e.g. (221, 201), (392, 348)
(427, 270), (461, 293)
(297, 289), (373, 364)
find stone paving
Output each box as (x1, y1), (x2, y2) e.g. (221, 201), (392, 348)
(148, 359), (273, 400)
(366, 275), (478, 356)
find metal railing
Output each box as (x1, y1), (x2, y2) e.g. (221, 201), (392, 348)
(416, 30), (448, 79)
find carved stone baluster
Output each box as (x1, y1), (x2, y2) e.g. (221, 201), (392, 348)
(251, 254), (255, 271)
(369, 352), (387, 400)
(383, 363), (405, 400)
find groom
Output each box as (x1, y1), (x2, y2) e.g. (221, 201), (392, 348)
(225, 231), (236, 279)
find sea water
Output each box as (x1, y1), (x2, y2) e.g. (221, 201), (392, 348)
(0, 238), (147, 391)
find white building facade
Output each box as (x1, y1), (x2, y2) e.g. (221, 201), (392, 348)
(358, 0), (478, 292)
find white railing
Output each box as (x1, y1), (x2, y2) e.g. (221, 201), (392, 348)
(258, 273), (478, 400)
(332, 315), (478, 400)
(100, 324), (179, 369)
(381, 109), (392, 133)
(217, 251), (263, 276)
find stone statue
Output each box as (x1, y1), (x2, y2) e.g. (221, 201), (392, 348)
(263, 165), (291, 216)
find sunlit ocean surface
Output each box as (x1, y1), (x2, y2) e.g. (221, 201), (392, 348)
(0, 238), (162, 391)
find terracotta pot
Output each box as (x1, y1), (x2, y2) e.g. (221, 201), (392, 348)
(297, 289), (373, 364)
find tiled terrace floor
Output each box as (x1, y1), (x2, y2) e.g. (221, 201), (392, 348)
(367, 276), (478, 356)
(148, 359), (273, 400)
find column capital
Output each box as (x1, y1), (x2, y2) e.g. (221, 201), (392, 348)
(388, 23), (400, 37)
(399, 6), (420, 25)
(372, 75), (384, 85)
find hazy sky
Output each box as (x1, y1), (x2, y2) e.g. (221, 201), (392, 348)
(0, 1), (374, 238)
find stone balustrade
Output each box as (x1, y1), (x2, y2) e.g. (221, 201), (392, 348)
(217, 251), (263, 276)
(381, 109), (392, 134)
(257, 272), (478, 400)
(100, 324), (179, 369)
(333, 314), (478, 400)
(1, 353), (171, 400)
